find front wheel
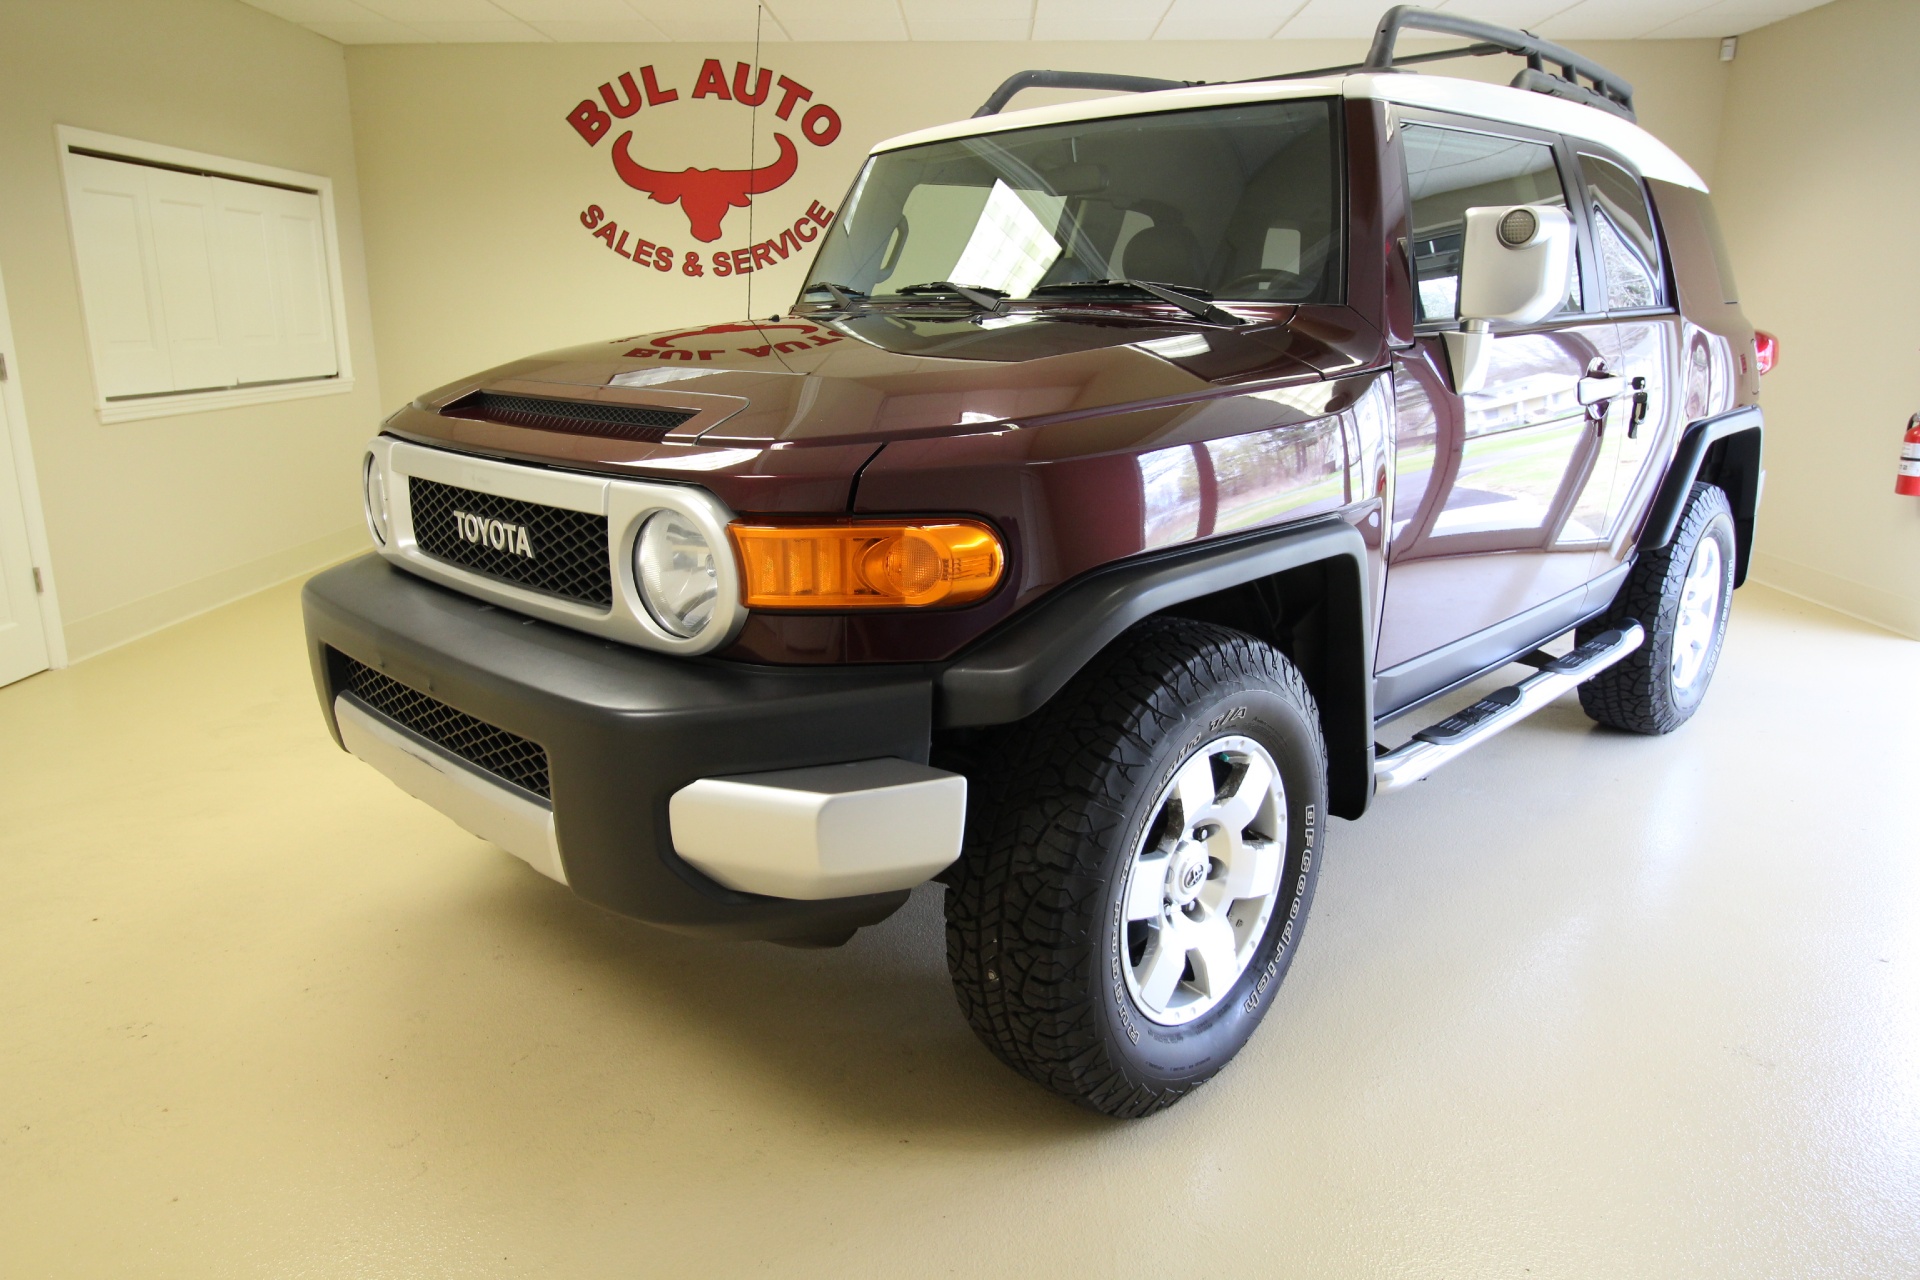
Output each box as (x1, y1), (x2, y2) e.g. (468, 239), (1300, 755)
(943, 618), (1327, 1118)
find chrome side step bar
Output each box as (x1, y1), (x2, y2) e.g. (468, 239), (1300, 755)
(1373, 623), (1645, 796)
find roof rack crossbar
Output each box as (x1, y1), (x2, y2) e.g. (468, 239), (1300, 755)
(1231, 40), (1510, 86)
(1363, 5), (1635, 118)
(973, 70), (1199, 118)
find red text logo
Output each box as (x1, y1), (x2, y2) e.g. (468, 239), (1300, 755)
(568, 60), (841, 246)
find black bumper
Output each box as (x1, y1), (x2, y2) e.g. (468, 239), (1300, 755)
(303, 556), (933, 942)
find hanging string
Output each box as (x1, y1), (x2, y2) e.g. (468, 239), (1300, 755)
(746, 3), (763, 323)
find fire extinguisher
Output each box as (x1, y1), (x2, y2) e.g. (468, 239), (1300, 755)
(1900, 415), (1920, 497)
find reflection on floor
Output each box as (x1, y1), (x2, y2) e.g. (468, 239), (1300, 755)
(2, 573), (1916, 1276)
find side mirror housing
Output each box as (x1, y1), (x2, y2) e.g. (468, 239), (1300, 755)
(1444, 205), (1575, 393)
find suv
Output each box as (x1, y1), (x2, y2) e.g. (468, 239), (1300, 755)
(305, 7), (1766, 1117)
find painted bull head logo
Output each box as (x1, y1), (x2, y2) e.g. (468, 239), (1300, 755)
(611, 132), (799, 243)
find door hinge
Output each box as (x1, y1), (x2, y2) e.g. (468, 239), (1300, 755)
(32, 567), (44, 593)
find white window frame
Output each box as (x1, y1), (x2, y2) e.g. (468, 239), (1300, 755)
(55, 126), (356, 424)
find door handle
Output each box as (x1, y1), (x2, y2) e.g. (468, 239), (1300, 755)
(1576, 373), (1625, 406)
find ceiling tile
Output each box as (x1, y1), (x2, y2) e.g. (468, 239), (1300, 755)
(405, 18), (551, 39)
(905, 19), (1034, 39)
(1429, 0), (1579, 28)
(767, 0), (908, 41)
(303, 17), (436, 40)
(1535, 0), (1708, 39)
(902, 0), (1030, 38)
(240, 0), (385, 21)
(1032, 0), (1175, 41)
(1641, 0), (1832, 38)
(1154, 0), (1306, 40)
(240, 0), (1841, 45)
(353, 0), (509, 20)
(489, 0), (642, 20)
(527, 19), (672, 40)
(625, 0), (789, 41)
(1273, 0), (1389, 39)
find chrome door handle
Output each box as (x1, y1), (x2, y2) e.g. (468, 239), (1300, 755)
(1577, 373), (1625, 406)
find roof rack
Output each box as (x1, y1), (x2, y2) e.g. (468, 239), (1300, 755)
(970, 5), (1636, 122)
(1359, 6), (1635, 118)
(972, 70), (1201, 119)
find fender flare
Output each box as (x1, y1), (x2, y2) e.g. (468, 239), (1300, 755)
(937, 516), (1376, 818)
(1639, 405), (1763, 585)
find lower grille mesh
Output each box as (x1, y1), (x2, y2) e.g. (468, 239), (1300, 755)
(335, 652), (551, 800)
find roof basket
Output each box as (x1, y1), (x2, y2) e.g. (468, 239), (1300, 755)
(970, 5), (1635, 122)
(1360, 6), (1635, 119)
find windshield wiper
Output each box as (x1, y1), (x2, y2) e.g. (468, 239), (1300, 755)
(802, 280), (867, 310)
(892, 281), (1010, 314)
(1030, 278), (1246, 327)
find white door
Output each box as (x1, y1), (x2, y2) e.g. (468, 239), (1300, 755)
(0, 354), (51, 687)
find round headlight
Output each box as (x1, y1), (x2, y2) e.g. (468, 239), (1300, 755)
(634, 510), (718, 638)
(363, 453), (390, 546)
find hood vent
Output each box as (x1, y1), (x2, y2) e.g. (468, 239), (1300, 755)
(442, 390), (697, 442)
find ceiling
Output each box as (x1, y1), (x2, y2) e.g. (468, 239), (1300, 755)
(240, 0), (1834, 45)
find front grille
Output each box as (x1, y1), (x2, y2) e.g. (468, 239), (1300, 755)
(442, 391), (696, 442)
(409, 477), (613, 608)
(335, 652), (551, 800)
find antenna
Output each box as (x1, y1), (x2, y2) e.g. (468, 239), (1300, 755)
(746, 3), (762, 323)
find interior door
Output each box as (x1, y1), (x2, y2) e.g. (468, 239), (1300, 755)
(0, 360), (50, 687)
(1377, 119), (1626, 706)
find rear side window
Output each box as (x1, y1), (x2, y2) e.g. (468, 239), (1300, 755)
(1401, 123), (1581, 323)
(1578, 153), (1666, 310)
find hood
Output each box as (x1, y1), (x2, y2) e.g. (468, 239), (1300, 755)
(385, 305), (1381, 510)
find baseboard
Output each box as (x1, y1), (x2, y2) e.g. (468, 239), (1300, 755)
(64, 527), (368, 661)
(1747, 551), (1920, 641)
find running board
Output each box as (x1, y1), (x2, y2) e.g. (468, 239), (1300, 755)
(1373, 623), (1645, 796)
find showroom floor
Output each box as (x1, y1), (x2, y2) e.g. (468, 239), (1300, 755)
(1, 574), (1915, 1277)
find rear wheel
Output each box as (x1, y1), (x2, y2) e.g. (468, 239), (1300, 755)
(943, 617), (1327, 1118)
(1579, 482), (1737, 734)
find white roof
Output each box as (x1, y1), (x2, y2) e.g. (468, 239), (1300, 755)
(871, 72), (1705, 193)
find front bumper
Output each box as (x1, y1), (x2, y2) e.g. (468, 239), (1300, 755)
(304, 555), (953, 943)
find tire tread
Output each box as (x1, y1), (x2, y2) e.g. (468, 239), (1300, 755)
(943, 617), (1322, 1118)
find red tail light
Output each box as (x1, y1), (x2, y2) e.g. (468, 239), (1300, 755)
(1754, 330), (1779, 375)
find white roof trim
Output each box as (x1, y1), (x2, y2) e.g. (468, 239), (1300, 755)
(869, 72), (1706, 193)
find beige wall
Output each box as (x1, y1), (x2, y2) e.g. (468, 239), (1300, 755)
(0, 11), (1744, 663)
(0, 0), (382, 659)
(344, 38), (1730, 413)
(1714, 0), (1920, 638)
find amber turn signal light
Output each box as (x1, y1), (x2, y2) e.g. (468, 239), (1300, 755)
(729, 520), (1004, 609)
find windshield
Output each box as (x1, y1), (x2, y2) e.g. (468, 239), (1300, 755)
(803, 98), (1342, 306)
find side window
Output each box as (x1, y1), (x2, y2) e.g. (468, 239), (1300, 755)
(1401, 123), (1581, 324)
(1578, 153), (1665, 310)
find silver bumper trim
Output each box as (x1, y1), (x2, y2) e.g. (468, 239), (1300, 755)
(334, 695), (567, 884)
(669, 759), (967, 900)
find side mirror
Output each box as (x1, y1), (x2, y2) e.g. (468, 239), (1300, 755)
(1444, 205), (1575, 393)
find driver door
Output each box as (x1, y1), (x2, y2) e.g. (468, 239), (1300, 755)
(1378, 118), (1628, 714)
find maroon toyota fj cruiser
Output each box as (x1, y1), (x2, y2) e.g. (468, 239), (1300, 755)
(305, 8), (1767, 1116)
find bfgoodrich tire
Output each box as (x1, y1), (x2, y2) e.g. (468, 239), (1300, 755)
(943, 617), (1327, 1118)
(1579, 481), (1737, 735)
